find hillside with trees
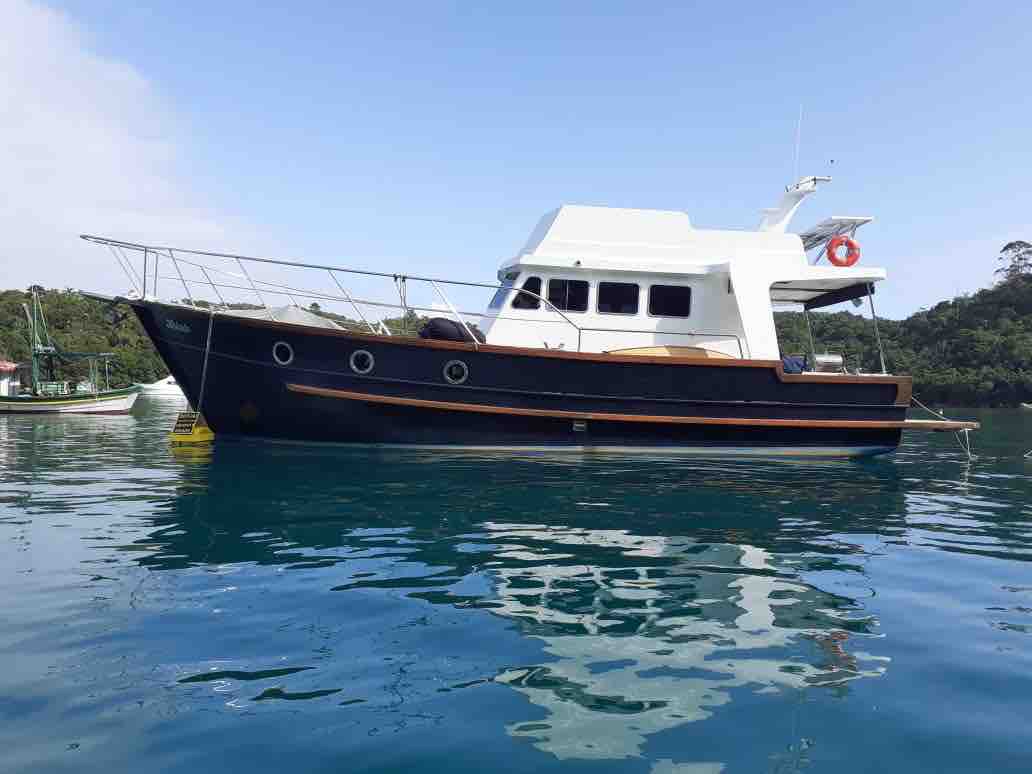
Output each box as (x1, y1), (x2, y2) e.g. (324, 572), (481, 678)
(0, 290), (428, 389)
(0, 241), (1029, 405)
(776, 241), (1032, 406)
(0, 288), (166, 387)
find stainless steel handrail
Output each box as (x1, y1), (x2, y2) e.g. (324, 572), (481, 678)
(430, 279), (480, 350)
(82, 234), (544, 294)
(81, 234), (584, 346)
(148, 271), (583, 332)
(83, 234), (751, 358)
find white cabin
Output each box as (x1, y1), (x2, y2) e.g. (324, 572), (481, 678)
(479, 177), (884, 361)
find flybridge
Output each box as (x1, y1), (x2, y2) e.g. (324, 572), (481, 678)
(511, 177), (875, 268)
(506, 204), (802, 275)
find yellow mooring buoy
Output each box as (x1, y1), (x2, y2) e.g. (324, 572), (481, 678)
(169, 410), (214, 445)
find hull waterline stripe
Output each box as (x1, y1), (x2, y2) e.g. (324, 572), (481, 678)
(218, 434), (897, 458)
(285, 384), (978, 431)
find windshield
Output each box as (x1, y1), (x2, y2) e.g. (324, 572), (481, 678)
(488, 272), (518, 309)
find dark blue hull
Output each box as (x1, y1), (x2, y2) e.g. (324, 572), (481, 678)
(131, 301), (910, 457)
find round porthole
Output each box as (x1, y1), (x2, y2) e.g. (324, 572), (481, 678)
(442, 359), (469, 385)
(350, 349), (375, 375)
(272, 341), (294, 366)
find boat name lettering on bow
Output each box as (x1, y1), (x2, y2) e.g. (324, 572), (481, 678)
(164, 319), (191, 334)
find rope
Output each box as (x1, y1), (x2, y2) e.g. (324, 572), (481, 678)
(196, 311), (215, 415)
(954, 428), (974, 461)
(911, 395), (947, 420)
(911, 394), (976, 461)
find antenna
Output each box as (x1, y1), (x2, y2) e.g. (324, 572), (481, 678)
(792, 104), (803, 181)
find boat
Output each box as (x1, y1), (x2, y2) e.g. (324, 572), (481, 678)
(142, 375), (185, 395)
(79, 176), (977, 456)
(0, 288), (140, 414)
(1021, 403), (1032, 410)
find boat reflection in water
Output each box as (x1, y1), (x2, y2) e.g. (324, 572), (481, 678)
(488, 532), (884, 761)
(141, 447), (903, 767)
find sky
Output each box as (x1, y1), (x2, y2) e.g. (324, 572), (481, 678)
(1, 0), (1030, 319)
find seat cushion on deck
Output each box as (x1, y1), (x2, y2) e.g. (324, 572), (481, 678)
(606, 346), (734, 359)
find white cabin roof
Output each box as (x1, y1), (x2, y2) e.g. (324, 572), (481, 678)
(505, 204), (807, 276)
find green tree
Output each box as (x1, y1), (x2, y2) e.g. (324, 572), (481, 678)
(775, 251), (1032, 406)
(0, 288), (165, 386)
(996, 240), (1032, 282)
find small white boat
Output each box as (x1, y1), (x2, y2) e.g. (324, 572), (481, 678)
(0, 290), (141, 415)
(142, 376), (185, 395)
(1020, 402), (1032, 410)
(0, 387), (140, 414)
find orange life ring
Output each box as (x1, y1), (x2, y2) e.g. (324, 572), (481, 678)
(826, 235), (860, 267)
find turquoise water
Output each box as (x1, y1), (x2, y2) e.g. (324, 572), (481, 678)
(1, 396), (1030, 773)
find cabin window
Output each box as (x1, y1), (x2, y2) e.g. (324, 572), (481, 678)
(511, 276), (542, 310)
(547, 279), (589, 312)
(597, 282), (639, 315)
(649, 285), (692, 317)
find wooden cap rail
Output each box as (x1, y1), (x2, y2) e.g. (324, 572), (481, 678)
(285, 384), (978, 432)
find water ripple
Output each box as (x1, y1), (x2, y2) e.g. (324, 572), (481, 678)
(0, 401), (1030, 772)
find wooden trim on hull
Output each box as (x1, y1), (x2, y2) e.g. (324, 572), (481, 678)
(285, 384), (978, 431)
(138, 300), (912, 406)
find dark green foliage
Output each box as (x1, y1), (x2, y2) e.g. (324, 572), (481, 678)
(0, 288), (165, 387)
(309, 305), (482, 339)
(0, 290), (475, 387)
(302, 305), (430, 335)
(775, 274), (1032, 406)
(996, 240), (1032, 281)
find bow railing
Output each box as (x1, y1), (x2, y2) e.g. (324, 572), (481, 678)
(80, 234), (585, 350)
(81, 234), (747, 357)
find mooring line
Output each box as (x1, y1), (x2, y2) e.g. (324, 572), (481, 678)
(196, 310), (215, 414)
(911, 395), (976, 461)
